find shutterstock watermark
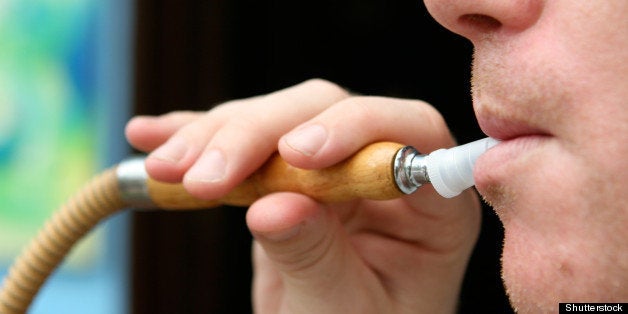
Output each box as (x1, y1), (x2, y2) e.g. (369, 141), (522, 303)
(559, 303), (626, 313)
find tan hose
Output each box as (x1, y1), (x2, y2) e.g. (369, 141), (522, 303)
(0, 141), (407, 313)
(0, 168), (125, 314)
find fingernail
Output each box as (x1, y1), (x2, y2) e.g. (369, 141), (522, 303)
(150, 137), (188, 164)
(185, 149), (227, 182)
(284, 124), (328, 156)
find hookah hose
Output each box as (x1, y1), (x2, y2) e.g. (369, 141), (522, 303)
(0, 169), (124, 314)
(0, 142), (404, 314)
(0, 138), (497, 313)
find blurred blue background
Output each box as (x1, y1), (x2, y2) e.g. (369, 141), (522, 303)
(0, 0), (134, 313)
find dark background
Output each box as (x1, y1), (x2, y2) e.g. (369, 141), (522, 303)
(131, 0), (513, 313)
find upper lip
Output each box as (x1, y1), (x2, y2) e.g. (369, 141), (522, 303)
(476, 106), (551, 140)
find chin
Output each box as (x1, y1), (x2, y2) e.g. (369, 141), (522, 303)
(499, 200), (628, 313)
(499, 222), (565, 313)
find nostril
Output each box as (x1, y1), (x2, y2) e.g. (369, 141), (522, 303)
(459, 14), (502, 32)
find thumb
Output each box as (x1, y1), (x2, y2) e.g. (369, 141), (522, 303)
(246, 193), (378, 313)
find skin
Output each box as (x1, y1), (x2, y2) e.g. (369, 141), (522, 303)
(126, 1), (628, 313)
(424, 0), (628, 312)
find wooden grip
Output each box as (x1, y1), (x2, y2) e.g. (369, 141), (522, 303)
(146, 142), (405, 209)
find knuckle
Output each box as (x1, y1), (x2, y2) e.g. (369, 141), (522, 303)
(161, 110), (202, 121)
(407, 101), (455, 146)
(208, 99), (247, 116)
(333, 96), (380, 125)
(216, 114), (279, 145)
(173, 121), (207, 142)
(227, 115), (263, 133)
(416, 103), (448, 133)
(301, 78), (350, 99)
(200, 99), (261, 127)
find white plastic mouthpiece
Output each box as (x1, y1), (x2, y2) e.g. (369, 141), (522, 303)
(425, 137), (500, 198)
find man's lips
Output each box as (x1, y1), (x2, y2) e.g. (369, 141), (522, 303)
(477, 112), (549, 140)
(473, 109), (553, 209)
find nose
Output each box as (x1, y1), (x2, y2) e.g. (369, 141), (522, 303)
(423, 0), (543, 41)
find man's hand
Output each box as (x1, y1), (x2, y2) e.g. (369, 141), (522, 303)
(126, 79), (481, 313)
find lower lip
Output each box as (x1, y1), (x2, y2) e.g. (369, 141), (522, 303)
(474, 135), (550, 189)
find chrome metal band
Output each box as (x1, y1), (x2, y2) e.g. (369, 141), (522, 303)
(393, 146), (430, 195)
(116, 156), (156, 208)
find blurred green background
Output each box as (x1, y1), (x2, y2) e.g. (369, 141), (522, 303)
(0, 1), (132, 313)
(0, 0), (98, 265)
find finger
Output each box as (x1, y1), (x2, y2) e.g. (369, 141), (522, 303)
(125, 111), (202, 152)
(278, 96), (455, 169)
(138, 79), (348, 185)
(246, 193), (386, 313)
(180, 79), (349, 200)
(143, 111), (224, 182)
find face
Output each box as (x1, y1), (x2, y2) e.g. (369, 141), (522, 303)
(424, 1), (628, 312)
